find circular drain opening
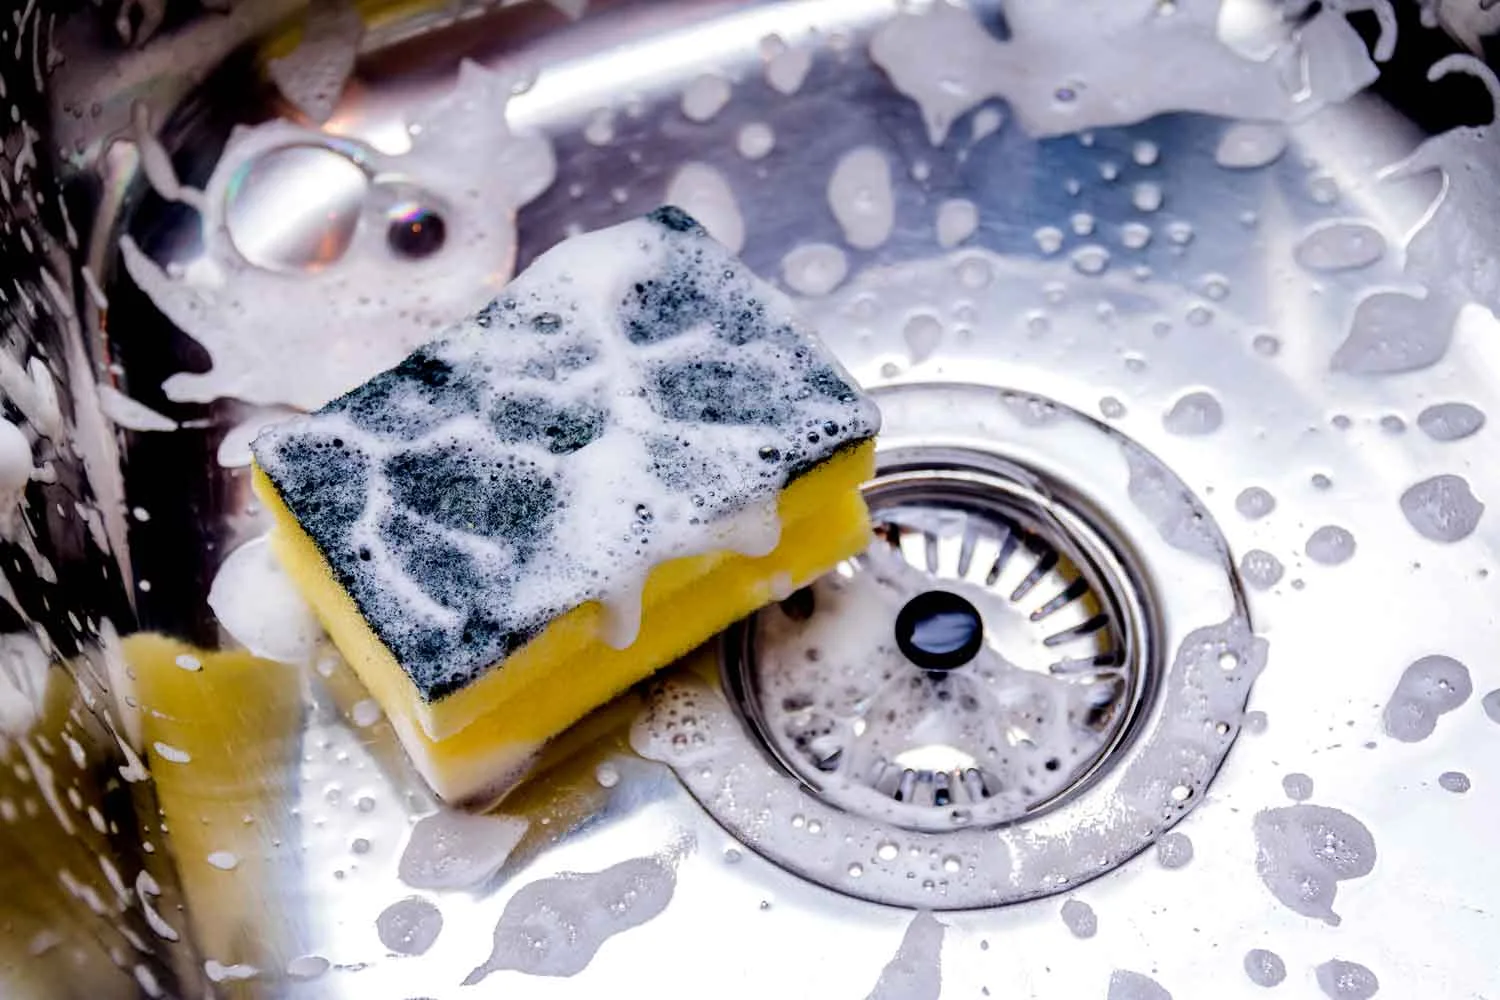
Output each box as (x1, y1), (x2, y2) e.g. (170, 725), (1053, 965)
(727, 457), (1155, 833)
(636, 384), (1261, 909)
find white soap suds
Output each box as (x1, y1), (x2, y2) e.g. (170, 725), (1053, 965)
(828, 146), (895, 250)
(762, 35), (814, 95)
(863, 912), (944, 1000)
(1060, 898), (1098, 938)
(1416, 402), (1485, 442)
(204, 960), (259, 982)
(781, 243), (849, 297)
(1240, 550), (1284, 590)
(1316, 959), (1380, 998)
(1306, 525), (1357, 565)
(376, 896), (443, 956)
(0, 632), (50, 737)
(1383, 654), (1471, 742)
(216, 409), (296, 468)
(96, 385), (177, 432)
(398, 809), (529, 890)
(1282, 772), (1314, 801)
(1244, 949), (1286, 987)
(681, 73), (732, 123)
(1294, 220), (1386, 272)
(1109, 970), (1173, 1000)
(664, 162), (744, 254)
(286, 955), (330, 980)
(124, 60), (556, 409)
(868, 0), (1387, 143)
(350, 698), (382, 728)
(1399, 474), (1485, 542)
(1254, 804), (1375, 925)
(150, 741), (191, 764)
(464, 856), (676, 982)
(935, 198), (978, 248)
(1155, 831), (1193, 869)
(205, 851), (240, 871)
(135, 870), (179, 942)
(1215, 122), (1288, 169)
(206, 535), (324, 665)
(737, 121), (775, 160)
(1235, 486), (1276, 520)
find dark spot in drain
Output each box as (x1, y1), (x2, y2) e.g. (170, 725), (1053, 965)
(895, 590), (985, 670)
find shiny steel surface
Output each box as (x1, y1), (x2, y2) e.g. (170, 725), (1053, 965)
(1, 1), (1499, 998)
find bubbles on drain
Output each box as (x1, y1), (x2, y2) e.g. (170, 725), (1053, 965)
(1382, 655), (1471, 743)
(1399, 475), (1485, 543)
(1438, 770), (1471, 793)
(1243, 949), (1287, 988)
(1306, 525), (1356, 565)
(1483, 689), (1500, 724)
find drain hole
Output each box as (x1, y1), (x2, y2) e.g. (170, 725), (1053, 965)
(895, 590), (984, 670)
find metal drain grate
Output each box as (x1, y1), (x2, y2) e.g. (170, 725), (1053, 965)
(730, 461), (1148, 833)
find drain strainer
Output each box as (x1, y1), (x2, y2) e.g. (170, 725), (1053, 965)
(732, 462), (1151, 833)
(632, 383), (1264, 909)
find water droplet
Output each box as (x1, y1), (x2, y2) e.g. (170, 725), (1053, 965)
(1438, 770), (1471, 793)
(1100, 396), (1126, 419)
(1132, 140), (1160, 166)
(1163, 390), (1223, 435)
(1306, 525), (1356, 565)
(1132, 182), (1163, 212)
(1070, 244), (1111, 275)
(1033, 226), (1064, 255)
(1121, 222), (1152, 249)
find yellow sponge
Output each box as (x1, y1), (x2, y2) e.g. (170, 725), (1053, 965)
(250, 208), (880, 804)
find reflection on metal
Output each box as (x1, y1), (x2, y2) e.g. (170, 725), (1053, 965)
(0, 0), (1498, 996)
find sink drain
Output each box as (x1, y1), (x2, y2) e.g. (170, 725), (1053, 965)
(728, 460), (1152, 833)
(632, 383), (1264, 909)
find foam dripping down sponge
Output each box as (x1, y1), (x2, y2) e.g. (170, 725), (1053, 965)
(250, 208), (881, 804)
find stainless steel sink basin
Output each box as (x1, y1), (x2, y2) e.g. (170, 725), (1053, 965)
(2, 1), (1498, 997)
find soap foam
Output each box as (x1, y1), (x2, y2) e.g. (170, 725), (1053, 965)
(123, 60), (556, 410)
